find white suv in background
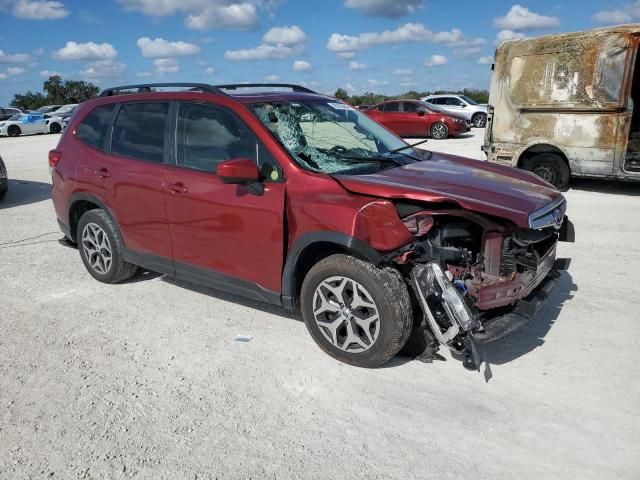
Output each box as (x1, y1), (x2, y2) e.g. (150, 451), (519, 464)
(420, 94), (487, 128)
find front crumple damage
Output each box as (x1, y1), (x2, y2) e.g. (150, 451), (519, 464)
(383, 202), (574, 371)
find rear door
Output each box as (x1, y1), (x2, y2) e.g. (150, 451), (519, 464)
(163, 100), (286, 297)
(74, 101), (173, 271)
(377, 102), (405, 135)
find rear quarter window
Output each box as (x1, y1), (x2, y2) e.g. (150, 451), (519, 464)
(76, 104), (116, 150)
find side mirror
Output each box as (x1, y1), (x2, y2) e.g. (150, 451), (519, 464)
(460, 104), (467, 108)
(417, 109), (426, 116)
(218, 158), (260, 184)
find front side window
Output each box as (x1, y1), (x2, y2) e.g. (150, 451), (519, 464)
(403, 102), (419, 113)
(251, 99), (419, 175)
(176, 103), (257, 173)
(76, 104), (115, 150)
(111, 102), (169, 163)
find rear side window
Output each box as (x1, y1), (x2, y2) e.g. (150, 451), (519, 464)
(75, 104), (115, 150)
(381, 102), (400, 112)
(111, 102), (169, 163)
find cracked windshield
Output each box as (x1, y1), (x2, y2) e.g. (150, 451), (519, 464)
(252, 100), (419, 174)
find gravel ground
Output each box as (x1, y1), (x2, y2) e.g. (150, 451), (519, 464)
(1, 130), (639, 479)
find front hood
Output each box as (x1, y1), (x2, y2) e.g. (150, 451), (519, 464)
(334, 152), (563, 228)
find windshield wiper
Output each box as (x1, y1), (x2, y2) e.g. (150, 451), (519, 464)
(387, 139), (429, 154)
(336, 154), (404, 166)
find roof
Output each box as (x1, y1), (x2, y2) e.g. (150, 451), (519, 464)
(499, 23), (640, 49)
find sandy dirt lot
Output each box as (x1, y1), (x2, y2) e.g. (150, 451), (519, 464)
(1, 130), (639, 479)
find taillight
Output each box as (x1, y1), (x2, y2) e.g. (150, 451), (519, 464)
(48, 149), (62, 174)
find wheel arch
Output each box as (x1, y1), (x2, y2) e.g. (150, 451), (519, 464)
(281, 232), (384, 310)
(68, 192), (122, 243)
(517, 143), (570, 172)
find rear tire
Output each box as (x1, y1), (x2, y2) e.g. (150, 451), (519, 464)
(472, 113), (487, 128)
(300, 254), (413, 368)
(7, 125), (20, 137)
(77, 209), (137, 284)
(430, 122), (449, 139)
(50, 122), (61, 134)
(522, 153), (570, 191)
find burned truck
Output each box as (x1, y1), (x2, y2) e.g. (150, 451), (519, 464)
(483, 24), (640, 189)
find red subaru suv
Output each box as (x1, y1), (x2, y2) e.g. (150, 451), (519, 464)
(50, 83), (574, 370)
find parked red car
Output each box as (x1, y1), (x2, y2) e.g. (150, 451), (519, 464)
(50, 83), (573, 371)
(365, 99), (470, 139)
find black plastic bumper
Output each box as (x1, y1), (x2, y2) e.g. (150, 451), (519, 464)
(473, 270), (561, 343)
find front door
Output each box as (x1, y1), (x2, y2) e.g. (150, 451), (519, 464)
(163, 101), (286, 299)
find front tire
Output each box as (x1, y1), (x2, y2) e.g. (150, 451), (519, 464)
(472, 113), (487, 128)
(522, 153), (570, 191)
(300, 254), (412, 368)
(430, 122), (449, 139)
(77, 209), (137, 284)
(7, 125), (20, 137)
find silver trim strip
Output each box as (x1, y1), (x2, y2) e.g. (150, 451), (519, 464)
(528, 196), (566, 229)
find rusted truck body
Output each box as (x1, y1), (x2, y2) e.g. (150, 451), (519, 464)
(483, 25), (640, 189)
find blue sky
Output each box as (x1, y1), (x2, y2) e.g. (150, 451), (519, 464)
(0, 0), (632, 104)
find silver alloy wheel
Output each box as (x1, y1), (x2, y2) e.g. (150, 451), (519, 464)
(81, 222), (113, 275)
(473, 113), (487, 128)
(312, 276), (380, 353)
(431, 123), (447, 139)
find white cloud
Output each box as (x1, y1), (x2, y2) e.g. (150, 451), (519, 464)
(337, 51), (356, 59)
(136, 71), (153, 77)
(494, 5), (559, 31)
(185, 3), (257, 30)
(0, 73), (7, 80)
(349, 61), (367, 70)
(400, 80), (417, 88)
(263, 25), (306, 45)
(225, 43), (302, 60)
(0, 49), (31, 63)
(344, 0), (423, 18)
(119, 0), (269, 31)
(225, 24), (307, 61)
(137, 37), (200, 58)
(293, 60), (312, 71)
(6, 66), (25, 75)
(12, 0), (69, 20)
(592, 10), (633, 24)
(53, 41), (117, 60)
(153, 58), (179, 73)
(40, 69), (61, 77)
(392, 68), (412, 76)
(495, 29), (526, 44)
(205, 66), (215, 74)
(264, 74), (279, 82)
(477, 56), (493, 65)
(81, 59), (125, 78)
(326, 23), (481, 57)
(424, 54), (447, 66)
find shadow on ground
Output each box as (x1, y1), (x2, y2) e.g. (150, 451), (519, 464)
(0, 179), (51, 209)
(571, 178), (640, 196)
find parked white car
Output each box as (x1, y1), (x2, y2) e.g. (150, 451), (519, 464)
(420, 94), (487, 128)
(0, 112), (53, 137)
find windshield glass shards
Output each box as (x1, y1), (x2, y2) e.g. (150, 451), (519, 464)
(251, 99), (422, 175)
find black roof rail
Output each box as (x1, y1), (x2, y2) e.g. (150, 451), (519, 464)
(99, 83), (224, 97)
(215, 83), (317, 94)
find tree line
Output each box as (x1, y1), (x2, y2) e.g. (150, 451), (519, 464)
(10, 76), (99, 110)
(334, 88), (490, 107)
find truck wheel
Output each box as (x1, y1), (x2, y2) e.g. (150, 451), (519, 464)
(430, 122), (449, 139)
(77, 209), (137, 284)
(300, 254), (412, 368)
(522, 153), (570, 191)
(472, 113), (487, 128)
(8, 125), (21, 137)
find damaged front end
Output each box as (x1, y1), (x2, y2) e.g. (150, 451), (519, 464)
(389, 201), (574, 370)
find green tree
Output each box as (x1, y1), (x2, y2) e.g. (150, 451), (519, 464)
(10, 76), (100, 110)
(334, 88), (349, 101)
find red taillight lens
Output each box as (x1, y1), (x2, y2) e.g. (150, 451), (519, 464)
(48, 149), (62, 169)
